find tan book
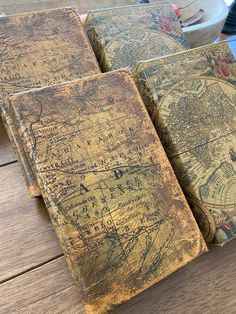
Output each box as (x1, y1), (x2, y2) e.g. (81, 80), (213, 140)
(0, 7), (100, 196)
(10, 71), (207, 313)
(133, 41), (236, 245)
(84, 1), (188, 71)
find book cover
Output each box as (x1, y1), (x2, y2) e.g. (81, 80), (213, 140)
(0, 7), (100, 196)
(84, 1), (188, 71)
(133, 41), (236, 245)
(10, 70), (207, 313)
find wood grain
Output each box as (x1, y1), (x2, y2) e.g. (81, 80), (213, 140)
(0, 162), (62, 283)
(118, 239), (236, 314)
(0, 257), (83, 314)
(1, 240), (236, 313)
(0, 118), (16, 166)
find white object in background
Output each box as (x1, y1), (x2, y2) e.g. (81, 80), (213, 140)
(225, 0), (234, 6)
(173, 0), (229, 48)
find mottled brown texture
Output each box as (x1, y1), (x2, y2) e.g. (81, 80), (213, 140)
(0, 162), (62, 283)
(133, 41), (236, 245)
(10, 71), (207, 313)
(0, 6), (100, 197)
(85, 2), (188, 72)
(0, 118), (16, 166)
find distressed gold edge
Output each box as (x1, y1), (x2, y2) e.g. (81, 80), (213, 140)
(187, 195), (216, 244)
(84, 18), (112, 72)
(133, 41), (232, 72)
(209, 234), (236, 247)
(1, 100), (40, 197)
(9, 69), (132, 100)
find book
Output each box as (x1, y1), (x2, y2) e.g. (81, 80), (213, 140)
(133, 41), (236, 245)
(84, 1), (188, 71)
(0, 7), (100, 197)
(10, 70), (207, 313)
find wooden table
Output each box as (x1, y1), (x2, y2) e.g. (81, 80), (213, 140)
(1, 117), (236, 314)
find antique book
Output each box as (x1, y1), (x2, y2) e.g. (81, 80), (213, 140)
(84, 1), (188, 71)
(10, 71), (207, 313)
(0, 7), (100, 196)
(133, 41), (236, 245)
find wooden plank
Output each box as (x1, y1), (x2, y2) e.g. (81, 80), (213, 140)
(0, 162), (62, 283)
(0, 257), (83, 314)
(0, 119), (16, 166)
(118, 240), (236, 314)
(1, 240), (236, 313)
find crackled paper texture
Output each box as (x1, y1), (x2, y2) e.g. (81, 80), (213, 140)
(134, 42), (236, 245)
(0, 7), (100, 196)
(10, 71), (206, 313)
(85, 1), (188, 71)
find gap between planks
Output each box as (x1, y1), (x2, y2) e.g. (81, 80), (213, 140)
(0, 253), (63, 285)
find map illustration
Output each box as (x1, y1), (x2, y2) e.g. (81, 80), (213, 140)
(134, 42), (236, 244)
(0, 7), (100, 196)
(10, 71), (206, 313)
(85, 2), (188, 71)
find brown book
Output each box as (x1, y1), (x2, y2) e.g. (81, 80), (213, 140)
(133, 41), (236, 245)
(84, 1), (188, 72)
(10, 70), (207, 313)
(0, 7), (100, 196)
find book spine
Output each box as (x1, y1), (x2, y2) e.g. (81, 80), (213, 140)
(0, 101), (40, 197)
(84, 19), (111, 72)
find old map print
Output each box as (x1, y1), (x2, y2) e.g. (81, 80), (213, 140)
(0, 7), (100, 196)
(10, 71), (206, 313)
(134, 42), (236, 244)
(85, 2), (188, 71)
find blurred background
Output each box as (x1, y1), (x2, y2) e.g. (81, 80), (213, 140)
(0, 0), (233, 48)
(0, 0), (233, 15)
(0, 0), (135, 14)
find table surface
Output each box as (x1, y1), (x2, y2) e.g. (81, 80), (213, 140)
(1, 37), (236, 313)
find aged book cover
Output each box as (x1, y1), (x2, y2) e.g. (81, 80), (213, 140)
(0, 7), (100, 196)
(133, 41), (236, 245)
(84, 1), (188, 71)
(10, 71), (207, 313)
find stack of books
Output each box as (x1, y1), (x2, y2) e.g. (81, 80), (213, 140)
(1, 1), (235, 313)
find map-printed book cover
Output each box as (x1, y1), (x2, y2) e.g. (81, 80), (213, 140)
(0, 7), (100, 197)
(84, 1), (188, 71)
(10, 71), (207, 313)
(133, 41), (236, 245)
